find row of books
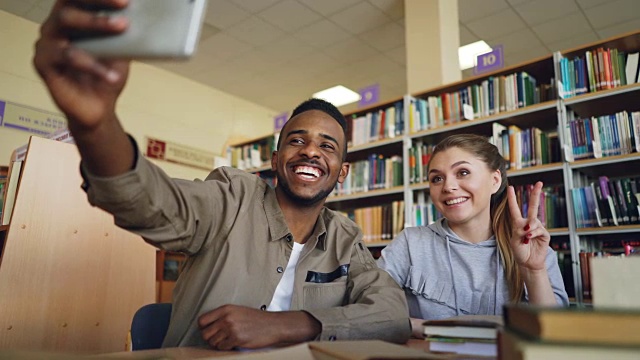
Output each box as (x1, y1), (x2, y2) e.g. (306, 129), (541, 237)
(566, 110), (640, 161)
(331, 154), (403, 197)
(558, 48), (640, 98)
(512, 184), (568, 229)
(229, 135), (276, 170)
(491, 123), (562, 170)
(409, 185), (567, 230)
(407, 141), (431, 185)
(410, 191), (441, 227)
(571, 176), (640, 228)
(344, 201), (405, 244)
(407, 126), (562, 187)
(409, 71), (555, 133)
(347, 101), (404, 148)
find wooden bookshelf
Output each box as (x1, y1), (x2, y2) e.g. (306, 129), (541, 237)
(0, 136), (155, 353)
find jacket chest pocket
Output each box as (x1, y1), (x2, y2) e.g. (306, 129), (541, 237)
(302, 282), (347, 310)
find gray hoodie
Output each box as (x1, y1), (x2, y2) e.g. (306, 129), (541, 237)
(378, 218), (569, 320)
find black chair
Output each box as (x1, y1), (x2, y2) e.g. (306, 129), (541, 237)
(130, 303), (172, 351)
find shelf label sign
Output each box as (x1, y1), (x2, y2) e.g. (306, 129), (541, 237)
(274, 112), (288, 132)
(145, 137), (217, 171)
(0, 99), (67, 135)
(359, 84), (379, 107)
(475, 45), (504, 75)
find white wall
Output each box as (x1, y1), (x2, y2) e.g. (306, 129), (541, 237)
(0, 10), (275, 180)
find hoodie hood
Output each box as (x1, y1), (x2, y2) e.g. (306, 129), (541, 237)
(431, 218), (497, 247)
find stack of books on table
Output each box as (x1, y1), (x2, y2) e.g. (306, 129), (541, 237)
(499, 304), (640, 359)
(422, 315), (502, 357)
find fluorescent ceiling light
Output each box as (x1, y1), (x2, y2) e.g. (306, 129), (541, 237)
(459, 41), (492, 70)
(312, 85), (361, 107)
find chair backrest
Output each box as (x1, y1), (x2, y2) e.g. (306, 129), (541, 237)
(130, 303), (172, 351)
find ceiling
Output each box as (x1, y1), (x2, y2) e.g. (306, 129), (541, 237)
(3, 0), (640, 114)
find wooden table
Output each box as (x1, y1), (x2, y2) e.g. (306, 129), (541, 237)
(0, 339), (493, 359)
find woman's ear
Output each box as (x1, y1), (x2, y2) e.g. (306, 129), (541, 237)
(491, 169), (502, 195)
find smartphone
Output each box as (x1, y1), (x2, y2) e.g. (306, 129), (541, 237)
(72, 0), (208, 59)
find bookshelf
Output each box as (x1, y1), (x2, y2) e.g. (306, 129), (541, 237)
(555, 30), (640, 305)
(223, 31), (640, 306)
(226, 132), (278, 188)
(0, 136), (156, 353)
(156, 250), (187, 303)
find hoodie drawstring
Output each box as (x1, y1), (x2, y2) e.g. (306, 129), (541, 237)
(445, 235), (460, 316)
(446, 233), (502, 316)
(494, 248), (500, 315)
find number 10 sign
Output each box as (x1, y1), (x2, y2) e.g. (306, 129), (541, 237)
(474, 45), (504, 75)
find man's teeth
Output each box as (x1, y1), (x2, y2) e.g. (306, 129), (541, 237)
(446, 198), (467, 205)
(294, 166), (321, 177)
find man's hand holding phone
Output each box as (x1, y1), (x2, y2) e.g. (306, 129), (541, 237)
(34, 0), (137, 178)
(34, 0), (131, 130)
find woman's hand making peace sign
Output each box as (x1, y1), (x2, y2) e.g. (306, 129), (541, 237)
(506, 181), (551, 271)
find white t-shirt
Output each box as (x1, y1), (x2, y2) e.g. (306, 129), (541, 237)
(267, 242), (304, 311)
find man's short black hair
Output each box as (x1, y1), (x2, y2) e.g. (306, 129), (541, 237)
(277, 98), (348, 161)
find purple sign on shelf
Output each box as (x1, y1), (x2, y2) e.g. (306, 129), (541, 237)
(0, 100), (5, 126)
(274, 112), (288, 132)
(358, 84), (379, 107)
(474, 45), (504, 75)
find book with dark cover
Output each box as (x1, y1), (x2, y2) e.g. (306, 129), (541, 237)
(504, 304), (640, 346)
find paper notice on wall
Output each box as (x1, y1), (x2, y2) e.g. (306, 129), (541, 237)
(145, 137), (218, 171)
(0, 99), (67, 135)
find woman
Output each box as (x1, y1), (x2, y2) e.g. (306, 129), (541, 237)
(378, 134), (568, 337)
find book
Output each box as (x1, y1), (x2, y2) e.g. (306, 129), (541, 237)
(425, 337), (497, 357)
(591, 256), (640, 309)
(504, 304), (640, 346)
(422, 315), (502, 340)
(499, 329), (640, 360)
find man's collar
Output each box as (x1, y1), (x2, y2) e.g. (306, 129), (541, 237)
(263, 187), (327, 250)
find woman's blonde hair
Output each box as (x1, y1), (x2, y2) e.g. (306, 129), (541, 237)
(428, 134), (523, 302)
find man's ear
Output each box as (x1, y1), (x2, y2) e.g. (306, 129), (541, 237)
(337, 162), (350, 184)
(271, 151), (278, 171)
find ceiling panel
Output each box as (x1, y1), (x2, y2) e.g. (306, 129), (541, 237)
(491, 28), (546, 55)
(205, 0), (251, 29)
(358, 21), (405, 52)
(532, 12), (593, 44)
(2, 0), (38, 15)
(292, 19), (352, 48)
(230, 0), (282, 14)
(298, 0), (363, 17)
(583, 0), (640, 29)
(547, 31), (600, 52)
(323, 37), (379, 64)
(514, 0), (579, 26)
(466, 8), (528, 41)
(368, 0), (405, 21)
(0, 0), (637, 113)
(597, 17), (640, 39)
(224, 16), (286, 47)
(458, 0), (510, 23)
(258, 0), (322, 32)
(383, 45), (407, 67)
(329, 2), (391, 35)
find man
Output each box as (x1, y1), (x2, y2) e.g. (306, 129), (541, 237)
(33, 0), (410, 350)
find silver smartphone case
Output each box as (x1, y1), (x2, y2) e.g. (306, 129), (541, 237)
(73, 0), (208, 59)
